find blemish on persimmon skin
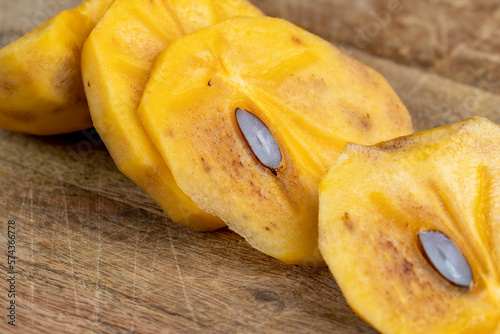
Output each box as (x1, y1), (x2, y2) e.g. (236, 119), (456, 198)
(402, 258), (414, 275)
(291, 36), (302, 45)
(201, 157), (211, 173)
(386, 240), (397, 252)
(376, 137), (407, 151)
(5, 110), (36, 123)
(343, 212), (354, 231)
(361, 113), (372, 130)
(0, 80), (16, 94)
(264, 222), (278, 232)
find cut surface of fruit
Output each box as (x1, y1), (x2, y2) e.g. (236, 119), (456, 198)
(0, 0), (112, 135)
(81, 0), (263, 230)
(319, 116), (500, 333)
(137, 16), (413, 264)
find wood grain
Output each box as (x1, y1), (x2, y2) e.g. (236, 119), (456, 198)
(0, 1), (499, 333)
(0, 131), (375, 334)
(253, 0), (500, 94)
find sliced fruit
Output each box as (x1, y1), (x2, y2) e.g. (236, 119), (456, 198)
(137, 16), (413, 264)
(0, 0), (112, 135)
(81, 0), (263, 230)
(319, 116), (500, 333)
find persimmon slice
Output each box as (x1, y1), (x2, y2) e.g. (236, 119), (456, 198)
(319, 116), (500, 333)
(138, 17), (413, 264)
(82, 0), (262, 230)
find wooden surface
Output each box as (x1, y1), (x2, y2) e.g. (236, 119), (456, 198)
(0, 1), (499, 333)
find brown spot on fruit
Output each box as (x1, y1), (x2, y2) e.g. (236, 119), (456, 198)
(402, 259), (414, 275)
(343, 212), (354, 231)
(291, 36), (302, 45)
(361, 113), (372, 130)
(53, 54), (78, 94)
(0, 80), (15, 93)
(385, 240), (397, 252)
(201, 157), (211, 173)
(342, 108), (374, 132)
(51, 107), (65, 114)
(376, 136), (407, 151)
(6, 110), (36, 123)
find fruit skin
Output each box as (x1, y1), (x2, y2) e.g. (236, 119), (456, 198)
(137, 16), (413, 265)
(0, 0), (112, 135)
(319, 116), (500, 333)
(81, 0), (263, 231)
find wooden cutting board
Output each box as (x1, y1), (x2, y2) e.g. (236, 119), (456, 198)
(0, 1), (498, 333)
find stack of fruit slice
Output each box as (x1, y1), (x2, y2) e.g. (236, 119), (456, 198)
(1, 0), (499, 332)
(0, 0), (414, 261)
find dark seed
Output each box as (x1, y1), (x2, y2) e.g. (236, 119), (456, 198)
(418, 230), (473, 287)
(236, 108), (282, 171)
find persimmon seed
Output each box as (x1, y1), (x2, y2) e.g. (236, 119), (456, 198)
(418, 230), (473, 288)
(236, 108), (282, 171)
